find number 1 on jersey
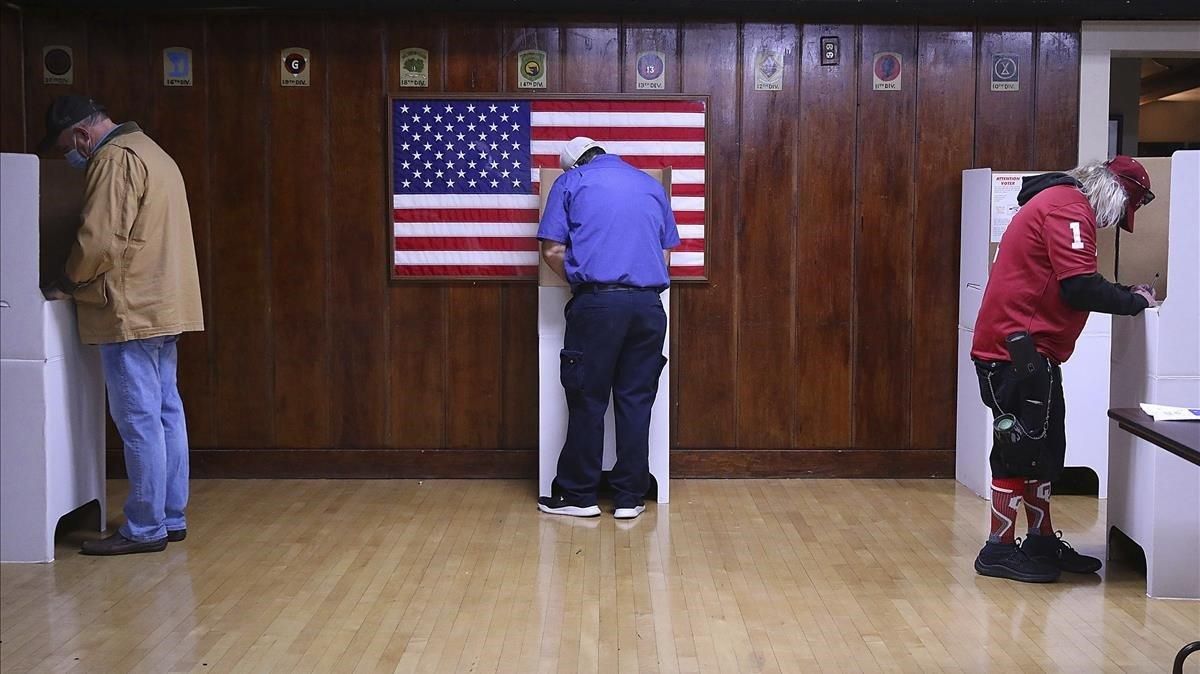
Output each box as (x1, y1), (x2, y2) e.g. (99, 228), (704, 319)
(1068, 221), (1084, 250)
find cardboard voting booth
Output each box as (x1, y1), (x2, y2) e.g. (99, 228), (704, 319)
(955, 169), (1116, 499)
(1107, 151), (1200, 599)
(1, 154), (107, 563)
(537, 168), (671, 504)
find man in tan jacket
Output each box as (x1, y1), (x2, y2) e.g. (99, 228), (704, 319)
(40, 95), (204, 555)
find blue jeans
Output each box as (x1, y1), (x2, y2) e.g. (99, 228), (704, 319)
(554, 289), (668, 507)
(100, 335), (189, 542)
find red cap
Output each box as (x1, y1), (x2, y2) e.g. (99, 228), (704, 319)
(1106, 155), (1154, 232)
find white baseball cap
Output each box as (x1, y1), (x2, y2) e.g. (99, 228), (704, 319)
(560, 136), (605, 171)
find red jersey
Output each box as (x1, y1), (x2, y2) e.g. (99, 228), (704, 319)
(972, 182), (1098, 364)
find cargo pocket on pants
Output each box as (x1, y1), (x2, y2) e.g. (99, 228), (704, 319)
(650, 354), (668, 394)
(560, 350), (585, 392)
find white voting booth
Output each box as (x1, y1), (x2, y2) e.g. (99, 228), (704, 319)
(0, 153), (106, 563)
(1107, 151), (1200, 600)
(538, 168), (670, 504)
(956, 169), (1115, 499)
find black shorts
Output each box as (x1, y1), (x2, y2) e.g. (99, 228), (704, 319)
(975, 358), (1066, 481)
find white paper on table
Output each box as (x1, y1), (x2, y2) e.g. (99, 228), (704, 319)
(1139, 403), (1200, 422)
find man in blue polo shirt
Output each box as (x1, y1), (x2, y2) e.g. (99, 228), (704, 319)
(537, 137), (680, 520)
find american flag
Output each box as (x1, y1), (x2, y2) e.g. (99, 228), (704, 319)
(390, 97), (707, 280)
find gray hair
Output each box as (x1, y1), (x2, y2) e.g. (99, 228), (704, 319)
(1065, 160), (1128, 230)
(72, 111), (109, 130)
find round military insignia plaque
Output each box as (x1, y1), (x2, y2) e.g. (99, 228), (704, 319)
(42, 45), (74, 85)
(636, 51), (666, 90)
(872, 51), (903, 91)
(280, 47), (311, 87)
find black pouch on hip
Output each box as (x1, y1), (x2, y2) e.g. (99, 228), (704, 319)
(1004, 331), (1042, 380)
(991, 412), (1044, 475)
(989, 334), (1051, 475)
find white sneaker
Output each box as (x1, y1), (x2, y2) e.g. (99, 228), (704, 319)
(613, 505), (646, 520)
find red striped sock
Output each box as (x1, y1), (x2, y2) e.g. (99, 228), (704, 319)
(1023, 479), (1054, 536)
(989, 477), (1027, 544)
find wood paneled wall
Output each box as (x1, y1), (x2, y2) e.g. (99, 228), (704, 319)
(0, 6), (24, 152)
(1, 9), (1080, 478)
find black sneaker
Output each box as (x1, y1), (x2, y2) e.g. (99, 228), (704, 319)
(974, 540), (1061, 583)
(80, 532), (168, 556)
(1021, 531), (1102, 574)
(537, 495), (600, 517)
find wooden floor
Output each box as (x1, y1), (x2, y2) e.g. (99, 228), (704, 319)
(1, 480), (1197, 673)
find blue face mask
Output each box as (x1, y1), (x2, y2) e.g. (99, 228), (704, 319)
(65, 148), (88, 170)
(64, 130), (92, 170)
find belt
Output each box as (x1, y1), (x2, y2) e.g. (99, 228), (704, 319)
(974, 357), (1060, 371)
(573, 283), (660, 294)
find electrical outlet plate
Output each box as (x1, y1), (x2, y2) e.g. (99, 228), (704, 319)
(820, 36), (839, 66)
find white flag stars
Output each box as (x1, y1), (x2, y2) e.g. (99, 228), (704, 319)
(394, 100), (530, 195)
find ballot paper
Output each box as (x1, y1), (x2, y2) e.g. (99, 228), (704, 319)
(1139, 403), (1200, 422)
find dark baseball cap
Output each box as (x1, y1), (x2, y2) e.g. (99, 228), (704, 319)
(1106, 155), (1154, 233)
(37, 95), (105, 153)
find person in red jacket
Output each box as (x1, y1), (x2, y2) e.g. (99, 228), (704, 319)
(970, 156), (1157, 583)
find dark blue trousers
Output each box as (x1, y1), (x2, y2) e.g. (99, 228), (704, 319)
(554, 288), (668, 507)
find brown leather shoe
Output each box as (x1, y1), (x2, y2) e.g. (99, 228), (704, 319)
(80, 532), (167, 556)
(167, 528), (187, 542)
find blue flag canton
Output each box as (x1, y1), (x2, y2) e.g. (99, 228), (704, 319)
(392, 100), (532, 195)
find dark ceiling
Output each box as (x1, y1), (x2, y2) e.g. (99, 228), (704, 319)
(9, 0), (1200, 19)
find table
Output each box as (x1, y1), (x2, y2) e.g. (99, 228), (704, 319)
(1108, 406), (1200, 671)
(1108, 408), (1200, 466)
